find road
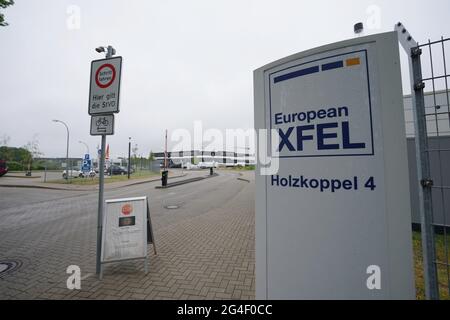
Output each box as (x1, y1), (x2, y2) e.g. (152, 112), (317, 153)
(0, 170), (255, 299)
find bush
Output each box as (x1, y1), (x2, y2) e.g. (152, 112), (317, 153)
(5, 161), (24, 171)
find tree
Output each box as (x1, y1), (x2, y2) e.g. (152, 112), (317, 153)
(0, 0), (14, 27)
(149, 151), (155, 161)
(23, 134), (43, 173)
(0, 134), (11, 161)
(131, 144), (138, 169)
(0, 134), (10, 146)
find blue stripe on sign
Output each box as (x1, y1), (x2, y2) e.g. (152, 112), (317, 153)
(321, 60), (343, 71)
(274, 66), (319, 83)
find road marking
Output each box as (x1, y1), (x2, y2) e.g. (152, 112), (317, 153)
(81, 273), (92, 281)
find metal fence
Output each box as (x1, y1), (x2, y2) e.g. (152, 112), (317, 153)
(397, 23), (450, 299)
(418, 36), (450, 299)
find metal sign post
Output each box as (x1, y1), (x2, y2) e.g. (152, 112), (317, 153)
(96, 134), (106, 275)
(89, 45), (121, 278)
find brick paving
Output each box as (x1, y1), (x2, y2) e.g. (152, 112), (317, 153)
(0, 171), (255, 300)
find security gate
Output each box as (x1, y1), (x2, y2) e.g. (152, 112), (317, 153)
(397, 23), (450, 299)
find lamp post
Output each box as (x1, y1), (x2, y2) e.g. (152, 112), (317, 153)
(79, 140), (89, 156)
(128, 137), (131, 179)
(53, 119), (70, 182)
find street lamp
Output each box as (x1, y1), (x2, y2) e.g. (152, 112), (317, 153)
(79, 140), (89, 155)
(128, 137), (131, 179)
(52, 119), (70, 181)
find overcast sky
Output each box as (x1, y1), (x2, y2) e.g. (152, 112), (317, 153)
(1, 0), (449, 158)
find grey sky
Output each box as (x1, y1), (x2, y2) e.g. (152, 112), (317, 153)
(1, 0), (449, 158)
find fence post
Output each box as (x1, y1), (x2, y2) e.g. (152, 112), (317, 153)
(410, 46), (439, 299)
(395, 22), (439, 299)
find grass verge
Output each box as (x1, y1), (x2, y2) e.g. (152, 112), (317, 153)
(413, 230), (449, 299)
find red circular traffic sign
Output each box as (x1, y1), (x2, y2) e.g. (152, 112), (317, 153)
(95, 63), (116, 89)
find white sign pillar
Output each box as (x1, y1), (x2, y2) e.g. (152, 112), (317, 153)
(254, 32), (415, 299)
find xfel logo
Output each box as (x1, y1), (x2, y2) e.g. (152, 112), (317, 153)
(268, 50), (374, 158)
(275, 106), (367, 156)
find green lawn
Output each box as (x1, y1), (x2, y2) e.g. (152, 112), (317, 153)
(413, 231), (450, 300)
(50, 170), (159, 185)
(221, 165), (255, 171)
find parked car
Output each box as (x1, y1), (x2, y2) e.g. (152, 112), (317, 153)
(169, 160), (182, 168)
(0, 160), (8, 177)
(158, 159), (181, 168)
(62, 169), (96, 178)
(62, 169), (83, 179)
(121, 166), (135, 174)
(108, 165), (128, 175)
(82, 170), (96, 178)
(198, 161), (218, 169)
(94, 167), (108, 174)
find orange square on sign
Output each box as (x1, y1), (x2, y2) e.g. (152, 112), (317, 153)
(346, 58), (361, 67)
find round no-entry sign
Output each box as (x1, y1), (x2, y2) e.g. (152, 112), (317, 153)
(89, 56), (122, 115)
(95, 63), (116, 88)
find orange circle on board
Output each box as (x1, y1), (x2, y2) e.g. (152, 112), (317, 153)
(121, 204), (133, 216)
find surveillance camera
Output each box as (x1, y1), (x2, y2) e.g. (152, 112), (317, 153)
(95, 47), (105, 53)
(354, 22), (364, 34)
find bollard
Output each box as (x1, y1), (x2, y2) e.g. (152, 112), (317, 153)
(210, 167), (213, 176)
(161, 170), (168, 187)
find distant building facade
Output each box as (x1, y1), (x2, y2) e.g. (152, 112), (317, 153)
(153, 150), (255, 167)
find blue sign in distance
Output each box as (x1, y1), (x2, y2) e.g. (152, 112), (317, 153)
(85, 154), (90, 160)
(81, 159), (92, 173)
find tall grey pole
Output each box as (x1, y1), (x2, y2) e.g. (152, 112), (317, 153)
(79, 140), (90, 155)
(96, 134), (106, 275)
(53, 119), (70, 182)
(409, 47), (439, 300)
(128, 137), (131, 179)
(96, 45), (115, 277)
(66, 126), (69, 181)
(395, 23), (439, 299)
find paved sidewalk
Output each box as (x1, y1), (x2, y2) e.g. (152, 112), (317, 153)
(55, 174), (255, 300)
(0, 171), (255, 300)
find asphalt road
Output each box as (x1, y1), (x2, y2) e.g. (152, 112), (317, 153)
(0, 170), (255, 299)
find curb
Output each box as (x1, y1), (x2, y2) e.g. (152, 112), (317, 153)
(155, 174), (218, 189)
(3, 175), (41, 179)
(0, 174), (188, 192)
(236, 172), (251, 183)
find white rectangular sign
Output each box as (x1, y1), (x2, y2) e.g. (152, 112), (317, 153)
(254, 32), (414, 299)
(88, 56), (122, 115)
(90, 114), (114, 136)
(270, 51), (373, 158)
(101, 197), (148, 263)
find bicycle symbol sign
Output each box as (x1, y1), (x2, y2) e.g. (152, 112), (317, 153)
(91, 114), (114, 136)
(96, 117), (109, 127)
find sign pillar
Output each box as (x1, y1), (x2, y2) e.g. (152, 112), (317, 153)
(254, 32), (415, 299)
